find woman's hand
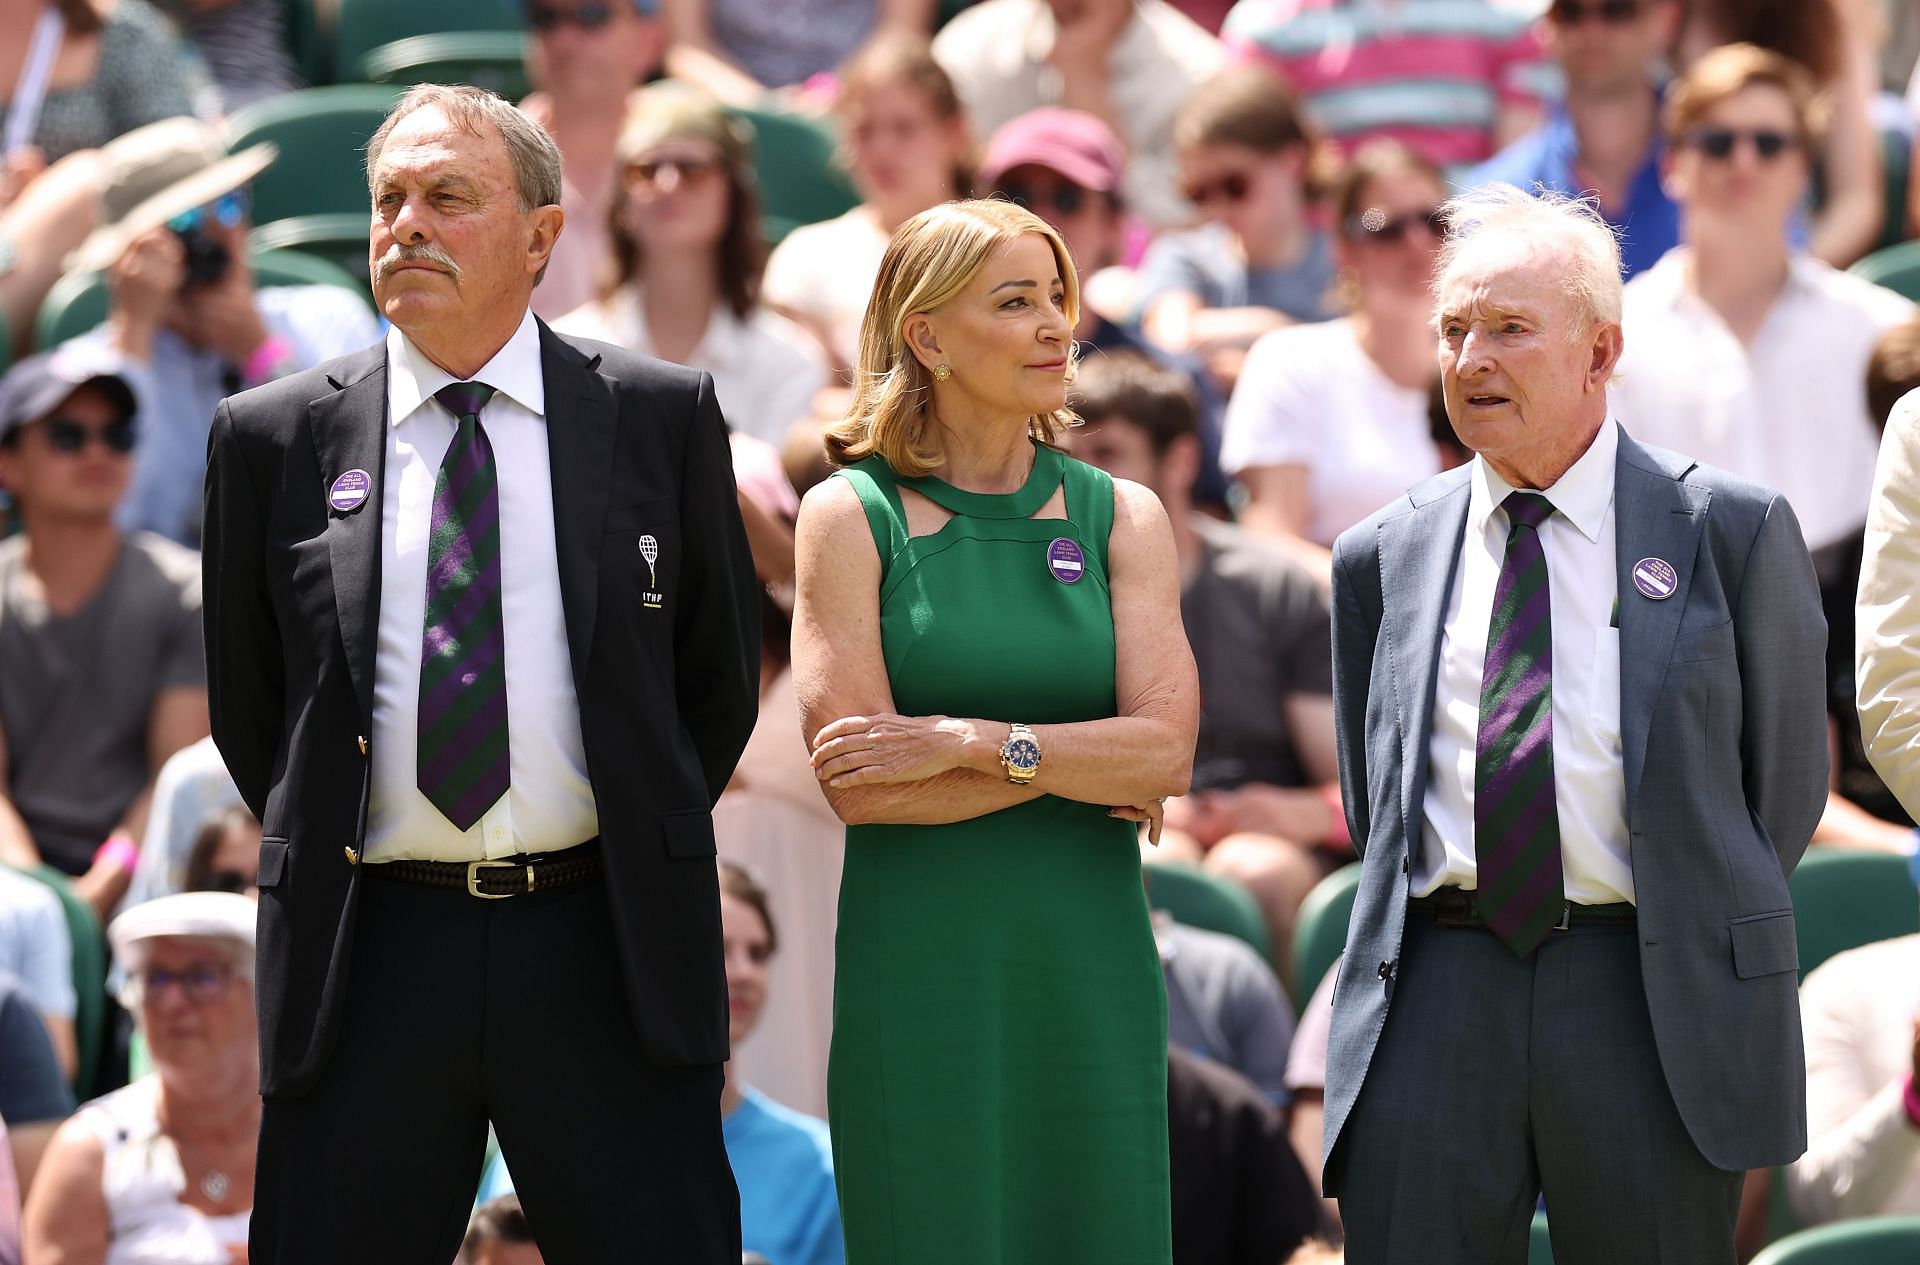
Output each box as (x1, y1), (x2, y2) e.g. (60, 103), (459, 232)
(1109, 799), (1166, 846)
(810, 713), (985, 789)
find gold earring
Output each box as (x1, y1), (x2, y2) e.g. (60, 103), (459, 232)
(933, 364), (952, 381)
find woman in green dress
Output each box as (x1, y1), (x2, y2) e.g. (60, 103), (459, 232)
(790, 199), (1200, 1264)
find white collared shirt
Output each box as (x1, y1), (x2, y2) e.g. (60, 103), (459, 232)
(1417, 419), (1632, 906)
(1613, 248), (1916, 552)
(365, 309), (598, 863)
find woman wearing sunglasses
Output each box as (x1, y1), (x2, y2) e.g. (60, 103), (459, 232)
(1138, 64), (1339, 394)
(1218, 139), (1447, 583)
(554, 84), (829, 449)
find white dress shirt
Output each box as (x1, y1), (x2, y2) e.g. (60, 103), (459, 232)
(1417, 419), (1632, 906)
(1613, 248), (1916, 552)
(365, 310), (598, 862)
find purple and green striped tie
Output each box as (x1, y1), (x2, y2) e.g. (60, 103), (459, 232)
(1474, 491), (1564, 957)
(417, 381), (509, 832)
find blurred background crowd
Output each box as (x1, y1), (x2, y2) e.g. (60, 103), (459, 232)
(6, 0), (1920, 1261)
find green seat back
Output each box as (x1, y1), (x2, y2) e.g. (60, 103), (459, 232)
(36, 248), (371, 350)
(228, 84), (404, 226)
(15, 865), (107, 1098)
(332, 0), (524, 86)
(248, 213), (377, 281)
(1751, 1216), (1920, 1265)
(1143, 861), (1272, 963)
(1529, 1212), (1554, 1264)
(281, 0), (327, 87)
(1787, 848), (1920, 982)
(1848, 238), (1920, 304)
(1290, 862), (1362, 1006)
(358, 31), (532, 101)
(729, 105), (859, 245)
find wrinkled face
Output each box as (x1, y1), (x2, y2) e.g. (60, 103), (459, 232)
(1178, 141), (1304, 246)
(621, 138), (732, 256)
(1665, 83), (1809, 230)
(720, 892), (772, 1045)
(0, 385), (134, 523)
(1436, 237), (1613, 477)
(131, 936), (256, 1076)
(911, 233), (1073, 425)
(1337, 167), (1451, 308)
(842, 80), (965, 206)
(993, 164), (1123, 277)
(526, 0), (663, 100)
(1545, 0), (1679, 97)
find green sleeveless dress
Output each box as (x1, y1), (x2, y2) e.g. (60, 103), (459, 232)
(827, 442), (1172, 1265)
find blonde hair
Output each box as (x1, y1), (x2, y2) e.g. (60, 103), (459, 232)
(825, 200), (1080, 475)
(1434, 182), (1624, 340)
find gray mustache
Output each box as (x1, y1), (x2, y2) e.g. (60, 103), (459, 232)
(375, 244), (462, 284)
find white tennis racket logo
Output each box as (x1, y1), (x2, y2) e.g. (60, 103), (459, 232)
(638, 535), (659, 587)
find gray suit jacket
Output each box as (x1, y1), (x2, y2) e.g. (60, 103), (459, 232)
(1323, 425), (1828, 1183)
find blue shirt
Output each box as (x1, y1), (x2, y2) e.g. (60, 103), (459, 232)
(1469, 100), (1679, 280)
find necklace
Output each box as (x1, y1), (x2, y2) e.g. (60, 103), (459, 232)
(200, 1168), (231, 1201)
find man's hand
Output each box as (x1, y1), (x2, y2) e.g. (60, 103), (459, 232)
(174, 259), (269, 368)
(109, 229), (187, 361)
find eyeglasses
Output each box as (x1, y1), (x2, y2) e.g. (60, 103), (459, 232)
(166, 188), (250, 237)
(41, 416), (136, 455)
(999, 183), (1091, 217)
(1549, 0), (1648, 25)
(1346, 205), (1449, 244)
(129, 962), (237, 1006)
(529, 1), (615, 31)
(1182, 171), (1252, 207)
(625, 155), (725, 189)
(1686, 127), (1800, 162)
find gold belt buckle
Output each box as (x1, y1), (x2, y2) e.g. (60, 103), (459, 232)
(467, 858), (520, 899)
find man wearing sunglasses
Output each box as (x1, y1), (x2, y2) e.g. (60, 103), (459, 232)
(0, 343), (210, 926)
(1470, 0), (1681, 280)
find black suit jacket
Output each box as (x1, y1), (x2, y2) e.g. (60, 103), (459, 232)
(203, 323), (760, 1098)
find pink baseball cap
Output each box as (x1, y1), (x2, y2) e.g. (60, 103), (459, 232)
(979, 108), (1126, 196)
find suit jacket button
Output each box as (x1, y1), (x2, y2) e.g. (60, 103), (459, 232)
(1378, 960), (1392, 980)
(357, 735), (368, 756)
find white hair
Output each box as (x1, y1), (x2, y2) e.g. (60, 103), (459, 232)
(1433, 182), (1624, 341)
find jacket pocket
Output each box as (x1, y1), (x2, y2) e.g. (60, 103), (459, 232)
(1672, 619), (1736, 663)
(662, 811), (717, 859)
(258, 838), (289, 888)
(1729, 909), (1798, 978)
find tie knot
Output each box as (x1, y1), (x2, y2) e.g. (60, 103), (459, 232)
(1503, 491), (1556, 531)
(436, 381), (496, 421)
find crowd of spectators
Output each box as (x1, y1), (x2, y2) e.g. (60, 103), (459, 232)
(7, 0), (1920, 1262)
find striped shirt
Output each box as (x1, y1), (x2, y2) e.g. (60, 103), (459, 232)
(1222, 0), (1557, 169)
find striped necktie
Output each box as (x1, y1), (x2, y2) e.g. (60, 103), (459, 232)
(417, 381), (510, 831)
(1474, 491), (1564, 957)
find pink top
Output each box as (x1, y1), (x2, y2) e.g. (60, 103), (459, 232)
(0, 1115), (19, 1265)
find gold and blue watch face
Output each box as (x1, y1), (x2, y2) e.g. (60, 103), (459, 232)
(1007, 739), (1040, 771)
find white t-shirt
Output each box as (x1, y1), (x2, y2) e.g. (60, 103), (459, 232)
(1220, 317), (1442, 546)
(1612, 248), (1917, 552)
(761, 207), (893, 372)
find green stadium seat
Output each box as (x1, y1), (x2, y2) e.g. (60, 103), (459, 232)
(1875, 126), (1911, 254)
(11, 865), (108, 1099)
(1750, 1216), (1920, 1265)
(227, 83), (404, 227)
(331, 0), (524, 87)
(36, 248), (371, 350)
(281, 0), (328, 87)
(1529, 1212), (1554, 1264)
(1849, 239), (1920, 304)
(729, 105), (860, 245)
(247, 215), (374, 279)
(1143, 861), (1272, 964)
(1787, 848), (1920, 982)
(1290, 862), (1361, 1006)
(358, 31), (531, 101)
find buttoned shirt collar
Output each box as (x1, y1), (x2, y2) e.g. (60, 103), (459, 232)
(386, 306), (545, 427)
(1467, 413), (1618, 545)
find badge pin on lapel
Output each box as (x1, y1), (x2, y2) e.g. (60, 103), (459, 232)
(328, 469), (372, 514)
(1632, 557), (1677, 601)
(639, 535), (663, 609)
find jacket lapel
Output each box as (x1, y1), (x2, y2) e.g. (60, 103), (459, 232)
(1614, 426), (1710, 806)
(308, 347), (390, 728)
(1378, 477), (1472, 837)
(539, 322), (616, 699)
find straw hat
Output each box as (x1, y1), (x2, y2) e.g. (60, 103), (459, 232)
(67, 116), (278, 275)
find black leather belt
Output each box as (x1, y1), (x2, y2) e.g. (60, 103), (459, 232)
(1413, 887), (1636, 932)
(367, 840), (602, 899)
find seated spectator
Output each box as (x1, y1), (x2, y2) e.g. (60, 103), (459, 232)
(1139, 64), (1339, 389)
(181, 803), (257, 898)
(1167, 1044), (1322, 1265)
(123, 734), (238, 911)
(1676, 0), (1885, 266)
(1221, 0), (1551, 170)
(517, 0), (667, 320)
(61, 117), (379, 545)
(0, 864), (74, 1081)
(932, 0), (1225, 228)
(0, 1), (198, 171)
(1784, 930), (1920, 1222)
(1220, 139), (1446, 580)
(459, 1195), (544, 1265)
(556, 85), (830, 448)
(661, 0), (930, 106)
(152, 0), (299, 114)
(1470, 0), (1682, 280)
(1155, 910), (1296, 1103)
(1284, 962), (1337, 1229)
(0, 967), (74, 1200)
(1073, 354), (1342, 970)
(0, 345), (208, 921)
(24, 893), (258, 1263)
(763, 33), (971, 371)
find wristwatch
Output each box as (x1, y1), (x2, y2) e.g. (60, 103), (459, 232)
(1000, 723), (1042, 784)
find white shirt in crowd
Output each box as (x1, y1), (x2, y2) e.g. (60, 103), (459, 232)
(1786, 933), (1920, 1224)
(1419, 418), (1632, 907)
(1612, 248), (1917, 553)
(75, 1076), (250, 1265)
(554, 285), (828, 448)
(761, 206), (892, 372)
(1220, 317), (1442, 546)
(367, 309), (598, 863)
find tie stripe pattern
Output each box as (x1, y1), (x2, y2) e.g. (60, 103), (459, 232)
(1474, 491), (1565, 957)
(417, 381), (510, 831)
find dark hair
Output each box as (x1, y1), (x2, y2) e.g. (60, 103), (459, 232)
(717, 858), (777, 956)
(1333, 138), (1446, 239)
(835, 32), (974, 199)
(1665, 42), (1826, 151)
(185, 804), (259, 894)
(461, 1195), (535, 1258)
(1173, 63), (1338, 198)
(55, 0), (103, 35)
(1069, 352), (1199, 457)
(1867, 317), (1920, 434)
(1682, 0), (1846, 87)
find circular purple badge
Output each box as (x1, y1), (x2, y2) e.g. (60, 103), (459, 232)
(328, 469), (372, 514)
(1631, 556), (1677, 601)
(1046, 537), (1085, 584)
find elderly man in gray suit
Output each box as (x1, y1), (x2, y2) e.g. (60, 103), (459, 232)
(1323, 184), (1828, 1264)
